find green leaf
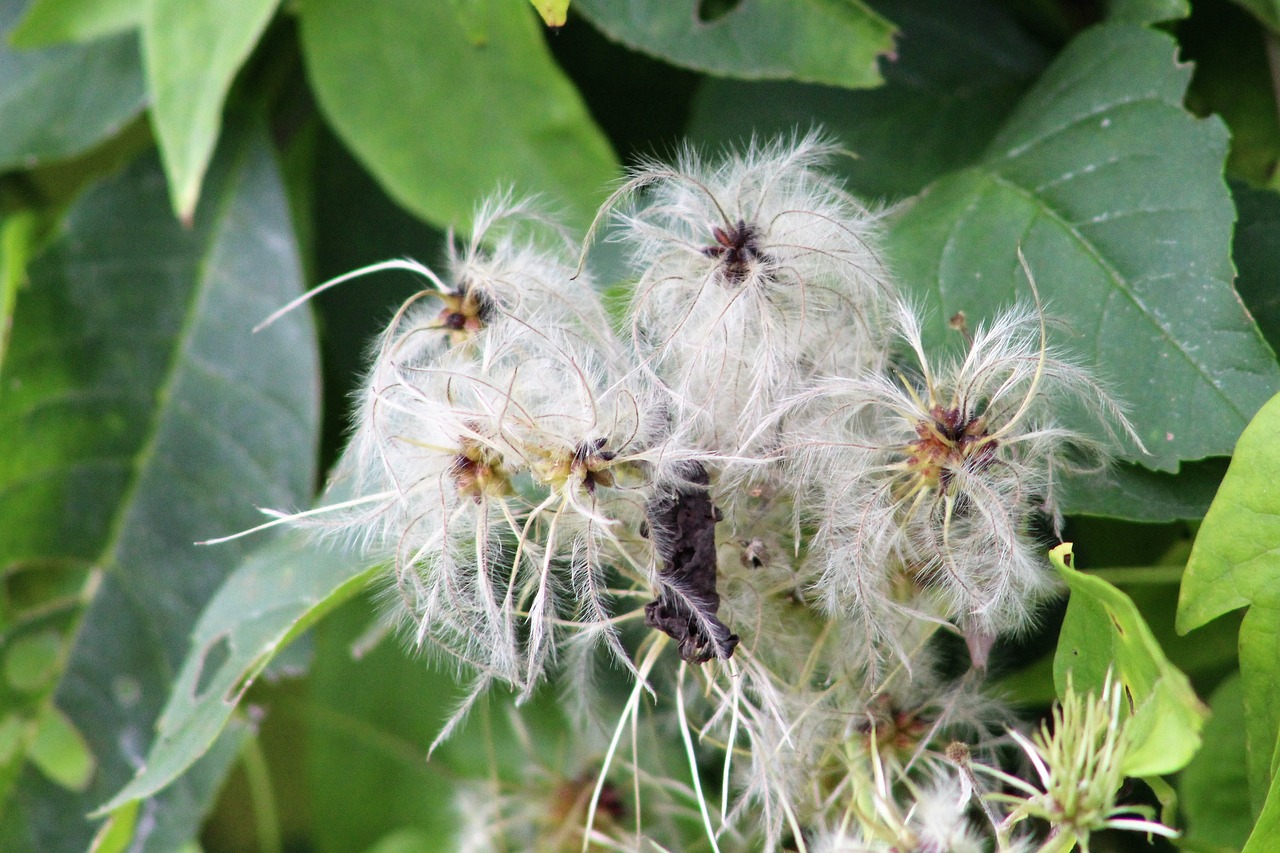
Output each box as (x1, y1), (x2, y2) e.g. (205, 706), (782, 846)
(1052, 543), (1208, 777)
(144, 0), (281, 222)
(3, 631), (62, 694)
(27, 705), (93, 792)
(305, 599), (463, 853)
(0, 118), (318, 850)
(309, 128), (445, 468)
(1233, 0), (1280, 33)
(1180, 391), (1280, 811)
(97, 534), (377, 814)
(0, 212), (38, 380)
(0, 0), (145, 170)
(1181, 674), (1254, 852)
(1058, 458), (1228, 521)
(1233, 181), (1280, 354)
(304, 597), (570, 853)
(1106, 0), (1189, 24)
(687, 0), (1046, 200)
(87, 800), (137, 853)
(298, 0), (618, 233)
(1185, 6), (1280, 186)
(573, 0), (895, 90)
(1244, 761), (1280, 853)
(361, 828), (438, 853)
(10, 0), (141, 47)
(529, 0), (569, 27)
(886, 23), (1280, 480)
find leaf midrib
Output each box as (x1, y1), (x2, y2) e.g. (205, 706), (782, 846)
(57, 137), (254, 697)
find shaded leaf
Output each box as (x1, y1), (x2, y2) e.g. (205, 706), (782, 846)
(309, 127), (444, 468)
(1058, 458), (1228, 521)
(1184, 5), (1280, 186)
(98, 533), (377, 814)
(687, 0), (1046, 201)
(1052, 543), (1207, 777)
(0, 118), (317, 849)
(1233, 181), (1280, 353)
(305, 597), (574, 853)
(0, 0), (145, 170)
(886, 23), (1279, 480)
(143, 0), (281, 221)
(574, 0), (895, 90)
(1107, 0), (1189, 23)
(305, 599), (464, 853)
(1179, 391), (1280, 811)
(299, 0), (618, 232)
(1233, 0), (1280, 33)
(1181, 673), (1253, 852)
(10, 0), (140, 47)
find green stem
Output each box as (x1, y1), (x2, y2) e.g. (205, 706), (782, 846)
(241, 734), (282, 853)
(1037, 827), (1080, 853)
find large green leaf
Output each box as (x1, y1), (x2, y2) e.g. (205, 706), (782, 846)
(144, 0), (281, 222)
(1052, 544), (1207, 778)
(0, 0), (145, 169)
(687, 0), (1046, 201)
(0, 119), (318, 850)
(886, 23), (1280, 479)
(573, 0), (895, 90)
(97, 534), (376, 815)
(1179, 391), (1280, 813)
(304, 597), (574, 853)
(305, 599), (465, 853)
(298, 0), (618, 233)
(1181, 674), (1254, 852)
(10, 0), (140, 47)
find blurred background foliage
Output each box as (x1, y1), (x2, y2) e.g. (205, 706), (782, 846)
(0, 0), (1279, 850)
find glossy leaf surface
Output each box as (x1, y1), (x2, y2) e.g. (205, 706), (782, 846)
(299, 0), (618, 232)
(144, 0), (281, 220)
(886, 23), (1279, 478)
(1180, 391), (1280, 810)
(574, 0), (895, 90)
(0, 120), (318, 850)
(0, 0), (145, 169)
(1053, 544), (1207, 777)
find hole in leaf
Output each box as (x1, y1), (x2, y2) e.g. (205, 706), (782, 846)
(193, 634), (232, 700)
(697, 0), (744, 23)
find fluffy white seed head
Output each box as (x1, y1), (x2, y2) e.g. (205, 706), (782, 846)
(607, 131), (896, 485)
(787, 298), (1136, 662)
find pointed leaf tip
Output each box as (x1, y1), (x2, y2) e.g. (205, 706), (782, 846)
(529, 0), (569, 27)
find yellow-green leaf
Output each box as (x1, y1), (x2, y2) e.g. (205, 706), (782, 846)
(144, 0), (281, 221)
(528, 0), (568, 27)
(1052, 543), (1208, 777)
